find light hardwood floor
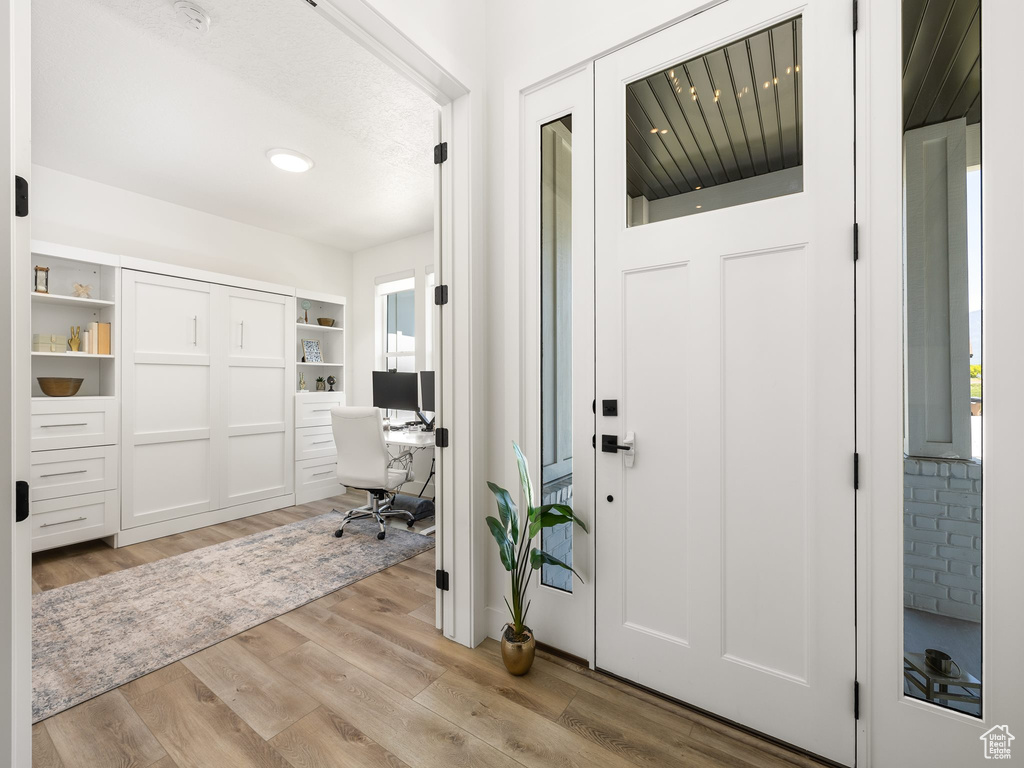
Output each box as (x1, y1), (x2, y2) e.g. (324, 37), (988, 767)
(31, 495), (828, 768)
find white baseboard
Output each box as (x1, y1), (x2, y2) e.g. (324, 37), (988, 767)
(108, 494), (296, 547)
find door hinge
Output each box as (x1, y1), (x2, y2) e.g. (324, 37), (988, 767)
(854, 680), (860, 719)
(853, 222), (859, 261)
(853, 452), (860, 490)
(852, 0), (858, 33)
(15, 175), (28, 217)
(434, 284), (449, 306)
(433, 142), (448, 165)
(435, 569), (450, 591)
(302, 0), (317, 6)
(15, 480), (29, 523)
(435, 427), (449, 448)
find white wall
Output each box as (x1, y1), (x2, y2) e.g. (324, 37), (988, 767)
(351, 229), (435, 496)
(32, 164), (355, 393)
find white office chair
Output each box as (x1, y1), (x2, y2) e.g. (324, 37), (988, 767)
(331, 406), (415, 540)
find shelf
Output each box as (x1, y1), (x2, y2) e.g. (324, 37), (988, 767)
(296, 323), (344, 333)
(31, 292), (115, 309)
(32, 395), (116, 401)
(297, 361), (343, 367)
(32, 352), (115, 359)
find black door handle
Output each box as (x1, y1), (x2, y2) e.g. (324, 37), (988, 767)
(601, 434), (631, 453)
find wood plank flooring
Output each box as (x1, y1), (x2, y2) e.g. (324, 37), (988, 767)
(31, 495), (827, 768)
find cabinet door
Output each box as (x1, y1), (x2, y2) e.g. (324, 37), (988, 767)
(122, 271), (216, 528)
(217, 286), (293, 507)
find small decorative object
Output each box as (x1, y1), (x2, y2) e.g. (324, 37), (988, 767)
(69, 326), (81, 352)
(301, 299), (312, 324)
(487, 442), (588, 675)
(302, 339), (322, 364)
(316, 376), (326, 391)
(34, 265), (49, 293)
(327, 375), (336, 392)
(316, 317), (335, 327)
(81, 330), (90, 354)
(72, 283), (92, 299)
(298, 372), (306, 392)
(37, 377), (84, 397)
(32, 333), (68, 353)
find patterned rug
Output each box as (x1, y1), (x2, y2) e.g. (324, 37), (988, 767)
(32, 513), (435, 722)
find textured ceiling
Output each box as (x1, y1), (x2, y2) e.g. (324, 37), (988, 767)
(32, 0), (436, 252)
(902, 0), (981, 132)
(626, 17), (802, 201)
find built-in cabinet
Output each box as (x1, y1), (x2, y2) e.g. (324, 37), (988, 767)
(121, 270), (293, 532)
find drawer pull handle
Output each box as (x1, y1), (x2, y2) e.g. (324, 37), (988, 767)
(311, 470), (334, 477)
(41, 423), (88, 428)
(312, 408), (333, 412)
(40, 516), (87, 528)
(311, 439), (333, 445)
(40, 469), (88, 478)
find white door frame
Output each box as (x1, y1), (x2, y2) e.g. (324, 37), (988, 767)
(858, 0), (1024, 764)
(519, 65), (596, 661)
(2, 0), (32, 762)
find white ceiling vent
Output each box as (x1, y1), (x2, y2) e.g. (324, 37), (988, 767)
(174, 2), (211, 35)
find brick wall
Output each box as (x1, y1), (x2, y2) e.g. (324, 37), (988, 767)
(540, 475), (573, 592)
(904, 457), (982, 622)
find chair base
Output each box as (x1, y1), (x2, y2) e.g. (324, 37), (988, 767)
(333, 491), (414, 540)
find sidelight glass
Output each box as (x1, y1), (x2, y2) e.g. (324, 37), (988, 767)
(540, 115), (574, 591)
(901, 0), (982, 717)
(625, 18), (803, 227)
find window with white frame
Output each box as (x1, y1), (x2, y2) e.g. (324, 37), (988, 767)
(376, 275), (416, 420)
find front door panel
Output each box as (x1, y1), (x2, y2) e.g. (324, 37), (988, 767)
(594, 1), (855, 763)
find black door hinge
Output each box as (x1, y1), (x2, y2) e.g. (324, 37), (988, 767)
(435, 569), (450, 591)
(15, 176), (28, 217)
(854, 681), (860, 719)
(434, 284), (449, 306)
(15, 480), (29, 523)
(302, 0), (317, 6)
(853, 222), (859, 261)
(853, 453), (860, 490)
(435, 427), (449, 448)
(433, 142), (448, 165)
(852, 0), (858, 33)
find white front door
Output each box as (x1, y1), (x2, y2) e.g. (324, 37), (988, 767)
(594, 1), (856, 763)
(122, 270), (216, 528)
(220, 286), (292, 507)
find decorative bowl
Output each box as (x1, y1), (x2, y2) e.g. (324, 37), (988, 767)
(37, 377), (84, 397)
(316, 318), (335, 327)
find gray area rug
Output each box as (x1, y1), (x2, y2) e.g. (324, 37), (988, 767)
(32, 513), (434, 722)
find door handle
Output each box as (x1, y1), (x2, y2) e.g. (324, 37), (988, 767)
(602, 432), (636, 467)
(240, 320), (244, 349)
(193, 316), (198, 347)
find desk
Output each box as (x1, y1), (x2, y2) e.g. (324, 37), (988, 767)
(385, 430), (436, 450)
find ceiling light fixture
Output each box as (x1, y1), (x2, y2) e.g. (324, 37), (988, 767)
(174, 1), (211, 34)
(266, 148), (314, 173)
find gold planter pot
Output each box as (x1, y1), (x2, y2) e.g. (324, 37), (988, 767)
(500, 626), (536, 675)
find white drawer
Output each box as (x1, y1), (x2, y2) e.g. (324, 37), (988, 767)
(30, 446), (117, 501)
(31, 490), (118, 552)
(296, 456), (339, 489)
(295, 394), (345, 428)
(296, 425), (337, 461)
(31, 398), (118, 451)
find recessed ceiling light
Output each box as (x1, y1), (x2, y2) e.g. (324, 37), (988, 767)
(267, 148), (314, 173)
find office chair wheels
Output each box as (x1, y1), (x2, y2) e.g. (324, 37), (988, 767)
(334, 529), (343, 538)
(377, 530), (386, 540)
(406, 520), (415, 528)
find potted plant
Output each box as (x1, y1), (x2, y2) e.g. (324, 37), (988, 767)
(486, 442), (587, 675)
(316, 376), (326, 391)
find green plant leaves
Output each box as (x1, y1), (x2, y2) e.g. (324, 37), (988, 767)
(512, 442), (535, 510)
(486, 481), (519, 547)
(528, 503), (588, 539)
(530, 548), (583, 583)
(486, 516), (516, 571)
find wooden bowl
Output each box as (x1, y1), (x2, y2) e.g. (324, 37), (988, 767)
(37, 377), (84, 397)
(316, 318), (335, 327)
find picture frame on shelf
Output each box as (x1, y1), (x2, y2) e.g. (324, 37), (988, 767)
(301, 338), (322, 364)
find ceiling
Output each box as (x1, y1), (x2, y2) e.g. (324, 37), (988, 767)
(902, 0), (981, 132)
(626, 17), (802, 202)
(32, 0), (437, 252)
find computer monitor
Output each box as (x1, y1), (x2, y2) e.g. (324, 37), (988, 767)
(419, 370), (435, 413)
(372, 371), (419, 412)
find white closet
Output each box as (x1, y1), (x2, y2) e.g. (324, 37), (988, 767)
(121, 270), (293, 533)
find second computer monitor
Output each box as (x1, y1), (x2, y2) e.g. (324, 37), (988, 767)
(372, 371), (419, 412)
(420, 370), (435, 412)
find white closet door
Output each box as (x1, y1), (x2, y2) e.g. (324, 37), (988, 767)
(218, 286), (292, 507)
(122, 271), (216, 528)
